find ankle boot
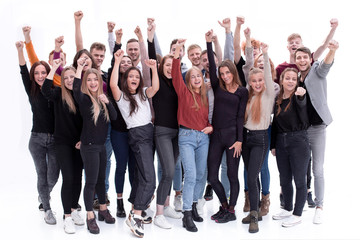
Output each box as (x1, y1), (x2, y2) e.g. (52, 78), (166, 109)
(260, 193), (270, 217)
(98, 209), (115, 224)
(182, 211), (197, 232)
(243, 191), (250, 212)
(242, 211), (262, 224)
(87, 217), (100, 234)
(249, 210), (259, 233)
(117, 199), (126, 218)
(192, 202), (203, 222)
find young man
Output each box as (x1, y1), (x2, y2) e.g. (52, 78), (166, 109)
(295, 40), (339, 224)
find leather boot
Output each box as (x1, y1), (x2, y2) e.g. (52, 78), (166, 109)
(192, 202), (203, 222)
(260, 193), (270, 217)
(242, 211), (262, 224)
(243, 191), (250, 212)
(116, 199), (126, 218)
(87, 217), (100, 234)
(98, 209), (115, 224)
(249, 210), (259, 233)
(182, 211), (197, 232)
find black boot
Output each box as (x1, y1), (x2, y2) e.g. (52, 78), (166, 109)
(192, 202), (203, 222)
(116, 199), (126, 218)
(183, 211), (197, 232)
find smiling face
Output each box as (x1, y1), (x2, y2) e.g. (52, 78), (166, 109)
(163, 58), (173, 79)
(256, 56), (264, 70)
(91, 48), (105, 69)
(281, 70), (298, 94)
(127, 69), (141, 94)
(249, 72), (265, 94)
(120, 56), (133, 73)
(295, 51), (312, 73)
(34, 64), (47, 86)
(219, 66), (234, 86)
(86, 73), (99, 94)
(189, 69), (203, 92)
(287, 37), (303, 56)
(63, 69), (75, 90)
(188, 47), (201, 67)
(126, 42), (140, 63)
(80, 53), (93, 72)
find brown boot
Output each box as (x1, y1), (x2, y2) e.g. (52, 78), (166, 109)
(249, 210), (259, 233)
(259, 193), (270, 217)
(242, 211), (262, 224)
(243, 191), (250, 212)
(98, 209), (115, 224)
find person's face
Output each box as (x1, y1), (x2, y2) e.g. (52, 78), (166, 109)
(287, 37), (303, 55)
(49, 52), (66, 67)
(63, 69), (75, 90)
(126, 42), (140, 62)
(127, 69), (141, 94)
(120, 56), (133, 73)
(189, 69), (203, 91)
(80, 53), (92, 71)
(170, 44), (184, 59)
(282, 71), (298, 93)
(163, 58), (173, 79)
(91, 49), (105, 68)
(200, 53), (209, 72)
(256, 56), (264, 70)
(188, 48), (201, 67)
(86, 73), (99, 94)
(249, 72), (265, 94)
(295, 51), (312, 73)
(219, 66), (234, 86)
(34, 64), (47, 86)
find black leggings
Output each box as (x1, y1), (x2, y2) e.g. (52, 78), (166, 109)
(208, 127), (240, 207)
(56, 144), (83, 214)
(80, 144), (107, 212)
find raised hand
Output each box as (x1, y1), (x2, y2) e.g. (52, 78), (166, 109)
(55, 36), (64, 50)
(15, 41), (24, 51)
(98, 94), (109, 104)
(330, 18), (338, 29)
(74, 11), (83, 22)
(107, 21), (116, 32)
(294, 86), (306, 97)
(244, 27), (251, 39)
(236, 16), (245, 25)
(77, 57), (86, 70)
(115, 28), (123, 44)
(52, 59), (62, 70)
(260, 42), (268, 54)
(144, 59), (157, 69)
(114, 49), (124, 63)
(328, 39), (339, 51)
(22, 26), (32, 43)
(218, 18), (231, 33)
(147, 19), (156, 42)
(205, 29), (213, 43)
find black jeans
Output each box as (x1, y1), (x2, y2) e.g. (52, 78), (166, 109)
(80, 144), (107, 211)
(242, 129), (268, 211)
(56, 144), (83, 214)
(275, 130), (310, 216)
(128, 123), (156, 210)
(208, 126), (240, 207)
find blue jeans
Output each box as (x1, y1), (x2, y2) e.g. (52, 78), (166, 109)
(178, 128), (209, 211)
(28, 132), (60, 211)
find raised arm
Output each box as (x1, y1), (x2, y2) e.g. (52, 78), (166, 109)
(147, 18), (163, 57)
(234, 16), (245, 64)
(109, 49), (124, 101)
(22, 26), (39, 65)
(107, 21), (116, 54)
(324, 39), (339, 64)
(205, 30), (219, 90)
(219, 18), (233, 61)
(16, 41), (26, 66)
(212, 32), (223, 63)
(172, 39), (187, 95)
(145, 59), (159, 98)
(42, 59), (62, 101)
(313, 18), (338, 61)
(147, 22), (157, 63)
(135, 26), (151, 87)
(54, 36), (65, 75)
(74, 11), (84, 52)
(261, 43), (275, 98)
(242, 27), (254, 84)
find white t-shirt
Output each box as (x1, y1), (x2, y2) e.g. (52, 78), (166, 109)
(117, 87), (152, 129)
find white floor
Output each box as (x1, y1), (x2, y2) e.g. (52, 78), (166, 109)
(2, 146), (359, 240)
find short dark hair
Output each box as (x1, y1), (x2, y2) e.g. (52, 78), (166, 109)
(127, 38), (139, 45)
(90, 42), (106, 53)
(170, 39), (185, 51)
(294, 47), (312, 60)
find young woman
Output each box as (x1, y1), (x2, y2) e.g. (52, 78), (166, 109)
(110, 49), (159, 238)
(147, 26), (182, 230)
(205, 30), (248, 223)
(15, 41), (60, 224)
(270, 68), (310, 227)
(42, 58), (84, 234)
(241, 42), (276, 233)
(172, 39), (213, 233)
(73, 57), (117, 234)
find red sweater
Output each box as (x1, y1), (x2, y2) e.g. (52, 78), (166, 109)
(171, 58), (211, 132)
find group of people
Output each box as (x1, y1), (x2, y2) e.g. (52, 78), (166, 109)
(15, 11), (339, 237)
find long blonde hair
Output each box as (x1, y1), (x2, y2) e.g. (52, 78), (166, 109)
(245, 68), (265, 124)
(81, 68), (109, 125)
(184, 67), (208, 111)
(61, 66), (77, 114)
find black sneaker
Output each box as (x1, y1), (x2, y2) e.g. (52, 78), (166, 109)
(280, 193), (285, 209)
(211, 206), (225, 220)
(204, 184), (213, 201)
(215, 209), (236, 223)
(39, 203), (44, 211)
(307, 192), (316, 208)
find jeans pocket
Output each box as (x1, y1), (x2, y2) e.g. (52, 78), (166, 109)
(178, 129), (191, 137)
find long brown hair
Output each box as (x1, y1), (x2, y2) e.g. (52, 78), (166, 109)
(29, 61), (50, 97)
(121, 67), (146, 116)
(61, 66), (77, 113)
(81, 68), (109, 125)
(184, 67), (208, 111)
(275, 68), (299, 116)
(218, 60), (242, 91)
(245, 68), (264, 124)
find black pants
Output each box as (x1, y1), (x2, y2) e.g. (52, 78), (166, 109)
(128, 123), (156, 210)
(242, 129), (268, 211)
(56, 144), (83, 214)
(276, 131), (310, 216)
(208, 127), (240, 207)
(80, 144), (107, 212)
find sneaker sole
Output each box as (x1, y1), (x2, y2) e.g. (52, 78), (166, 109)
(282, 221), (301, 227)
(126, 219), (144, 238)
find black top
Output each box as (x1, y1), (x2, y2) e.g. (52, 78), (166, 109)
(107, 42), (128, 132)
(299, 80), (323, 125)
(207, 42), (248, 142)
(148, 40), (178, 129)
(270, 94), (309, 149)
(42, 78), (82, 146)
(73, 77), (117, 145)
(235, 56), (247, 87)
(20, 64), (54, 133)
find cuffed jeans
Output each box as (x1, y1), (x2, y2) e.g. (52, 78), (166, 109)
(178, 128), (209, 211)
(28, 132), (60, 211)
(276, 130), (310, 216)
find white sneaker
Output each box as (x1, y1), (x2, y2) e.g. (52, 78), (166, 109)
(64, 216), (76, 234)
(272, 209), (292, 220)
(71, 210), (85, 226)
(281, 215), (302, 227)
(313, 207), (323, 224)
(197, 198), (206, 215)
(126, 213), (144, 238)
(154, 215), (172, 229)
(44, 209), (57, 225)
(174, 195), (182, 212)
(164, 206), (182, 219)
